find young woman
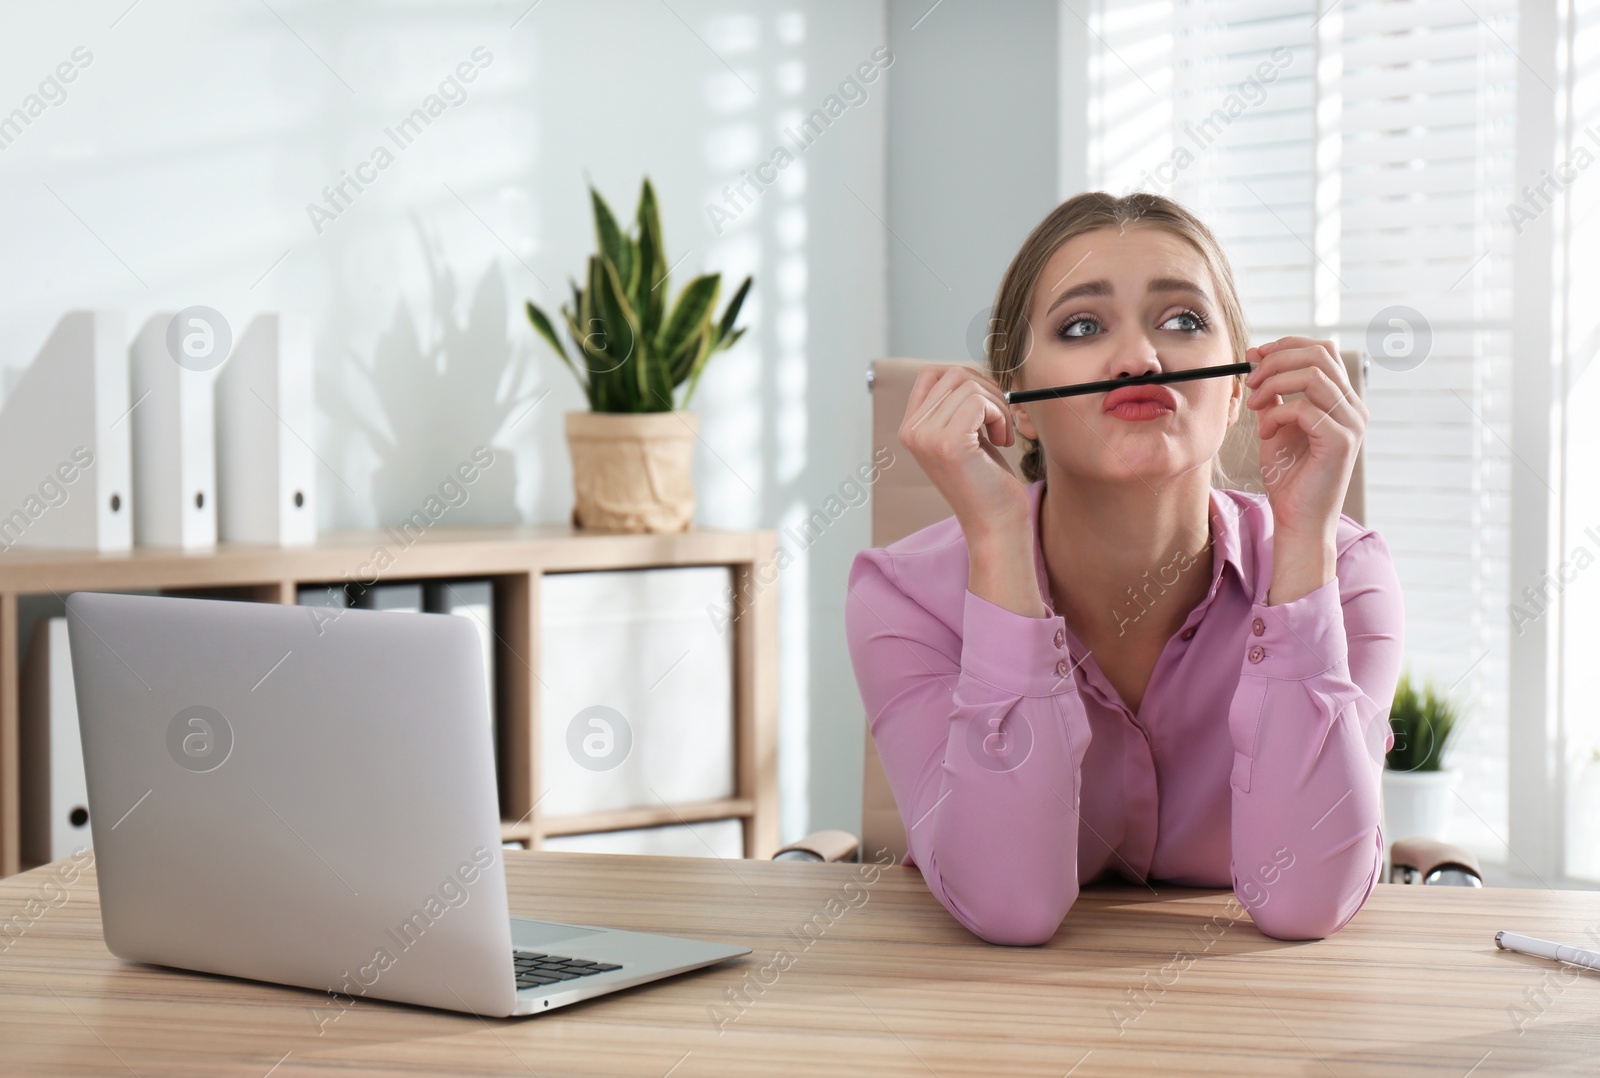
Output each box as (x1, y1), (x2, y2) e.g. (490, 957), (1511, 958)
(844, 192), (1403, 945)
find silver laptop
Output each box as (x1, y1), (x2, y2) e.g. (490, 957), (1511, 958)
(65, 590), (749, 1018)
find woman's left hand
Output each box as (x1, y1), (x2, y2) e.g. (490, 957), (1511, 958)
(1245, 336), (1368, 545)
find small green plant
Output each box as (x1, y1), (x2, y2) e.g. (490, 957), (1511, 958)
(1384, 668), (1459, 772)
(524, 176), (752, 413)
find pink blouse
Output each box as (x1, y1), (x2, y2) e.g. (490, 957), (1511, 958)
(844, 478), (1404, 944)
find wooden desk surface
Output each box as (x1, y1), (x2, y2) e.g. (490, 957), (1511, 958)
(1, 851), (1597, 1076)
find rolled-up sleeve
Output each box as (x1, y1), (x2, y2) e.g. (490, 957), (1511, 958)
(845, 547), (1093, 945)
(1227, 529), (1404, 939)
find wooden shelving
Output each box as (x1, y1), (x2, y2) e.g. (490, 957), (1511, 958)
(0, 523), (780, 877)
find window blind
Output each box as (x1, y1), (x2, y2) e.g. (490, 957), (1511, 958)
(1559, 0), (1600, 882)
(1086, 0), (1518, 856)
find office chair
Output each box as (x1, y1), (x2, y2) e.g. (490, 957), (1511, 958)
(778, 353), (1482, 889)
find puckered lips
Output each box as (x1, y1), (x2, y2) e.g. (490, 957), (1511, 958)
(1103, 383), (1178, 421)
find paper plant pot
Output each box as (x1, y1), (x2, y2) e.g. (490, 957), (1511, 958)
(565, 411), (697, 533)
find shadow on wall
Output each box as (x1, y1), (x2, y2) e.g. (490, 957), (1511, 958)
(320, 220), (548, 528)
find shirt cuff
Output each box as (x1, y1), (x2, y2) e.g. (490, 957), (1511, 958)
(960, 589), (1080, 698)
(1242, 575), (1347, 680)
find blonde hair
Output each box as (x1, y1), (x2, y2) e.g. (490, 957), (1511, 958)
(985, 191), (1256, 486)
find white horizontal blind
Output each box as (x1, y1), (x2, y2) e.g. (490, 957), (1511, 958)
(1336, 0), (1516, 859)
(1166, 0), (1319, 331)
(1086, 0), (1175, 203)
(1560, 0), (1600, 882)
(1089, 0), (1320, 323)
(1087, 0), (1517, 856)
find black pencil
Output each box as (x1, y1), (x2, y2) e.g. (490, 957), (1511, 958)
(1003, 362), (1253, 404)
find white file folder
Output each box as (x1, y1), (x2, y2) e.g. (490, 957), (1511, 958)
(130, 314), (217, 549)
(214, 313), (317, 546)
(0, 310), (132, 552)
(21, 617), (91, 864)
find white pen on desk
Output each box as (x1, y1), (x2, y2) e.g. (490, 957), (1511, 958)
(1495, 930), (1600, 973)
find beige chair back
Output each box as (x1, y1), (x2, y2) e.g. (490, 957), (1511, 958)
(861, 352), (1369, 863)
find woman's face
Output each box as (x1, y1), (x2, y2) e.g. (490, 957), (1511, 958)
(1011, 224), (1242, 486)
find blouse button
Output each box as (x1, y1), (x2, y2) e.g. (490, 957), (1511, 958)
(1053, 627), (1066, 648)
(1247, 645), (1265, 664)
(1180, 627), (1195, 640)
(1252, 617), (1265, 636)
(1055, 658), (1072, 678)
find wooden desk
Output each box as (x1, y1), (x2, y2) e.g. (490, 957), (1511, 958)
(1, 852), (1597, 1076)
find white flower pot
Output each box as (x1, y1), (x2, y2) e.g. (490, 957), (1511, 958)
(1381, 767), (1459, 842)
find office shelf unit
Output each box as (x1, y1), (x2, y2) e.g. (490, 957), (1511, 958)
(0, 524), (779, 878)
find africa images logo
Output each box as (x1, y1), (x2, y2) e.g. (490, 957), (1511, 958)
(567, 705), (632, 772)
(965, 712), (1034, 774)
(166, 706), (233, 773)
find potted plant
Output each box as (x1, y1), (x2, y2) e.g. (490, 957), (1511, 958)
(525, 177), (752, 533)
(1382, 669), (1462, 841)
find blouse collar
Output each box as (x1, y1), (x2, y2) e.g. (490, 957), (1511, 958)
(1025, 477), (1249, 614)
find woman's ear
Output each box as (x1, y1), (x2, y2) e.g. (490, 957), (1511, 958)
(1226, 374), (1243, 427)
(1012, 405), (1037, 442)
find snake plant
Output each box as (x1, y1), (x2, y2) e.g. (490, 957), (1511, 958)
(524, 177), (752, 413)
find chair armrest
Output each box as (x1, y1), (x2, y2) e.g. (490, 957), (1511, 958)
(772, 829), (861, 863)
(1389, 836), (1483, 886)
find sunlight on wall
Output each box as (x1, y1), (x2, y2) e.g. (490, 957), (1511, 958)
(698, 7), (812, 840)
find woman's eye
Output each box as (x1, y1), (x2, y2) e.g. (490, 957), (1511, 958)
(1058, 317), (1099, 339)
(1161, 310), (1208, 332)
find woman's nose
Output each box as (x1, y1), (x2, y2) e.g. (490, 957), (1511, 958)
(1107, 333), (1162, 381)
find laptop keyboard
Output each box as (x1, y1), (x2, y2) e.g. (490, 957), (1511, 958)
(513, 950), (622, 990)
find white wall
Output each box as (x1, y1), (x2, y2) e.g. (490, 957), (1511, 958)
(0, 0), (889, 845)
(885, 0), (1061, 361)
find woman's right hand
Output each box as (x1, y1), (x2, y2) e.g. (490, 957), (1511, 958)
(900, 364), (1045, 617)
(899, 363), (1032, 542)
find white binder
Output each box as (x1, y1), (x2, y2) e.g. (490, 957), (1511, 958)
(0, 310), (132, 551)
(214, 313), (317, 545)
(21, 617), (91, 864)
(130, 314), (217, 549)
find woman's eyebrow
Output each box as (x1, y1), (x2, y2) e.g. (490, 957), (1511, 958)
(1147, 277), (1210, 301)
(1045, 276), (1211, 316)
